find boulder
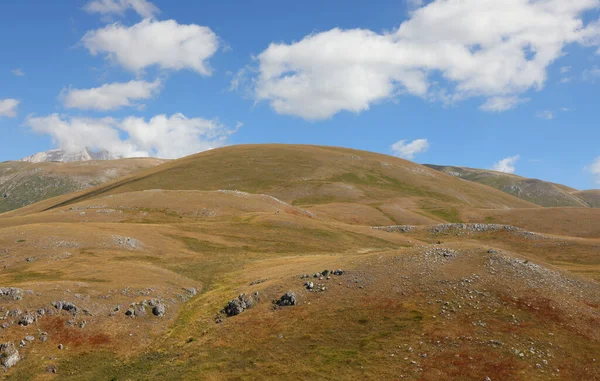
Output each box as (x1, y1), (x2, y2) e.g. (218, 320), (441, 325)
(277, 291), (297, 307)
(223, 294), (255, 317)
(152, 303), (166, 317)
(0, 342), (20, 368)
(18, 312), (37, 326)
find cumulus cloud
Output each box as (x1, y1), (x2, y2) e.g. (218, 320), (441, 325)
(391, 139), (429, 160)
(491, 155), (520, 174)
(82, 19), (219, 75)
(588, 157), (600, 184)
(83, 0), (159, 19)
(250, 0), (600, 120)
(480, 96), (529, 112)
(25, 113), (237, 159)
(61, 79), (161, 111)
(11, 68), (24, 77)
(0, 99), (19, 117)
(535, 110), (554, 120)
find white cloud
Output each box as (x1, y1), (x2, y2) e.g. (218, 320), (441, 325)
(250, 0), (600, 120)
(560, 66), (572, 74)
(588, 157), (600, 184)
(61, 79), (161, 111)
(407, 0), (424, 9)
(582, 66), (600, 82)
(536, 110), (554, 120)
(491, 155), (520, 174)
(391, 138), (429, 160)
(480, 96), (528, 112)
(83, 0), (159, 19)
(0, 99), (19, 117)
(25, 113), (237, 159)
(11, 68), (24, 77)
(82, 19), (219, 75)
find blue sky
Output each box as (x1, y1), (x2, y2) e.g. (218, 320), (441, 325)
(1, 0), (599, 189)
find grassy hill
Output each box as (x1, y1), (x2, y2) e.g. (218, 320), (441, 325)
(0, 145), (598, 380)
(425, 164), (595, 208)
(0, 158), (166, 214)
(9, 145), (536, 222)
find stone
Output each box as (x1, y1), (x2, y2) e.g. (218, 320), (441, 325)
(46, 365), (57, 374)
(58, 344), (63, 350)
(0, 342), (20, 368)
(24, 336), (34, 342)
(223, 294), (255, 317)
(276, 291), (297, 307)
(18, 312), (37, 326)
(152, 303), (166, 317)
(52, 301), (78, 315)
(0, 287), (23, 301)
(125, 308), (135, 317)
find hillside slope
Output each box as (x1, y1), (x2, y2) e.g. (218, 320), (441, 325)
(0, 158), (166, 213)
(425, 164), (592, 207)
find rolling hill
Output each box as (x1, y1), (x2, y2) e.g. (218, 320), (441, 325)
(425, 164), (596, 208)
(0, 145), (598, 380)
(0, 158), (166, 214)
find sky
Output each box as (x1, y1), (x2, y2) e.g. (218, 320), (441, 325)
(0, 0), (600, 190)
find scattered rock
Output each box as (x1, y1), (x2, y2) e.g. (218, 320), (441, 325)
(58, 344), (63, 350)
(0, 287), (23, 301)
(125, 308), (135, 317)
(46, 364), (57, 374)
(0, 342), (20, 368)
(24, 336), (34, 342)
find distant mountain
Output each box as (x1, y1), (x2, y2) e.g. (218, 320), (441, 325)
(21, 148), (122, 163)
(425, 164), (597, 208)
(0, 158), (166, 213)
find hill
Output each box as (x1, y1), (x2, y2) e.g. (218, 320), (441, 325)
(425, 164), (594, 208)
(11, 145), (536, 220)
(0, 145), (598, 380)
(0, 158), (166, 214)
